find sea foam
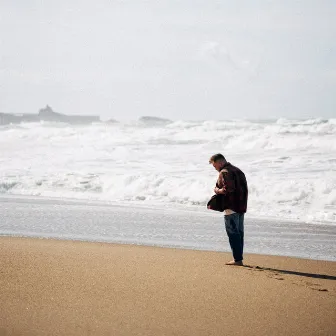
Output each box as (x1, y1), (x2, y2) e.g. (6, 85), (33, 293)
(1, 118), (335, 224)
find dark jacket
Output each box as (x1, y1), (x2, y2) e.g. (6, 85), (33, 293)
(207, 194), (228, 212)
(207, 162), (248, 213)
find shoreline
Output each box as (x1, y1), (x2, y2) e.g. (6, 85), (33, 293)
(0, 232), (335, 263)
(1, 195), (335, 262)
(1, 236), (335, 336)
(1, 193), (335, 226)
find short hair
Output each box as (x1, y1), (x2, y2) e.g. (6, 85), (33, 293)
(209, 153), (226, 163)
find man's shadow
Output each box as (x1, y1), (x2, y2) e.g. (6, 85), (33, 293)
(244, 265), (336, 280)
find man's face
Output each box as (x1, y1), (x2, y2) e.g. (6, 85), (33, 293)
(211, 160), (223, 172)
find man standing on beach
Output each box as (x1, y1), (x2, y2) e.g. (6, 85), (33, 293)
(209, 154), (248, 266)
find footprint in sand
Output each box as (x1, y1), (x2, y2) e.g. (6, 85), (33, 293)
(301, 281), (329, 292)
(253, 266), (264, 271)
(311, 288), (328, 292)
(305, 282), (321, 287)
(266, 274), (285, 280)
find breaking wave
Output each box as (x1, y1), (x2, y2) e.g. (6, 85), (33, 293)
(0, 118), (335, 224)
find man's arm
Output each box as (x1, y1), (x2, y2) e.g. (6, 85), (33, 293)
(214, 170), (235, 195)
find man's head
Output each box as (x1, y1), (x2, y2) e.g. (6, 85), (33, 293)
(209, 153), (227, 172)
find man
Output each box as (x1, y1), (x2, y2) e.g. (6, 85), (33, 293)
(208, 153), (248, 266)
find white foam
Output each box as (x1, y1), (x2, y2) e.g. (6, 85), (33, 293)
(0, 119), (335, 224)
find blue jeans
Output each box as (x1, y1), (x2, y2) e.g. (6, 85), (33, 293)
(224, 213), (244, 262)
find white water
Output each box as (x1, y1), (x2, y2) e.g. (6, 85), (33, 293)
(1, 118), (335, 224)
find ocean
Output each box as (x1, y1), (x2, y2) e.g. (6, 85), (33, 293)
(1, 118), (335, 260)
(1, 118), (335, 224)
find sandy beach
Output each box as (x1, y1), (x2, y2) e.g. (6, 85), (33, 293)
(0, 237), (335, 336)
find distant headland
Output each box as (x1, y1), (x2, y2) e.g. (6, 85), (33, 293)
(0, 105), (100, 125)
(0, 106), (175, 126)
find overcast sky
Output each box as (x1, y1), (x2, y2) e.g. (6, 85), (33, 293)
(1, 0), (335, 120)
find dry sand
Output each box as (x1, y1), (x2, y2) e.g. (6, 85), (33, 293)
(0, 237), (335, 336)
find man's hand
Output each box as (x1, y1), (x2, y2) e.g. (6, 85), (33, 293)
(214, 187), (221, 194)
(214, 186), (226, 194)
